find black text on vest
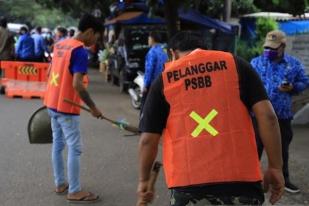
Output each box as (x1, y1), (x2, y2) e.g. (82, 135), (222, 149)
(184, 75), (212, 90)
(166, 60), (227, 91)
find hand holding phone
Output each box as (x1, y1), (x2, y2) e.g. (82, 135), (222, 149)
(281, 80), (290, 86)
(279, 80), (293, 92)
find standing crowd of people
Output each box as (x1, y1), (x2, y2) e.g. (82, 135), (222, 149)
(0, 16), (77, 63)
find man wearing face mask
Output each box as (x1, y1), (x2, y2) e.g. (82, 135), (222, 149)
(251, 30), (309, 194)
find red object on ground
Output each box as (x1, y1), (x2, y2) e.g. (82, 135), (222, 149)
(0, 61), (49, 99)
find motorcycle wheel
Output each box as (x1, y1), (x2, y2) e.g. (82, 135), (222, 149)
(131, 87), (141, 110)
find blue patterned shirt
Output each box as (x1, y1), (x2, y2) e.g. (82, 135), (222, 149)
(251, 54), (309, 119)
(144, 44), (168, 88)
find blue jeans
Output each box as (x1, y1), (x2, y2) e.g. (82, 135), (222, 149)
(48, 109), (82, 194)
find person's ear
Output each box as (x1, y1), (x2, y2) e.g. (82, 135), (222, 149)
(278, 43), (285, 54)
(281, 43), (286, 49)
(170, 49), (179, 61)
(85, 28), (94, 37)
(169, 49), (175, 61)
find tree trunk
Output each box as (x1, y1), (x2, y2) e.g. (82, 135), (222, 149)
(223, 0), (232, 22)
(164, 0), (179, 39)
(194, 0), (201, 10)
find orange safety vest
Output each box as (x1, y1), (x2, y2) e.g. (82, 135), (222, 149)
(162, 49), (261, 188)
(44, 39), (88, 115)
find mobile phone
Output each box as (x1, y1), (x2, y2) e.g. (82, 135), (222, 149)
(281, 80), (290, 86)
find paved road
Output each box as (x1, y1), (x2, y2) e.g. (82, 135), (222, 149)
(0, 69), (308, 206)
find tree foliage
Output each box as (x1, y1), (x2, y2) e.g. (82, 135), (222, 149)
(254, 0), (308, 16)
(2, 0), (308, 31)
(255, 18), (279, 42)
(146, 0), (259, 37)
(0, 0), (77, 28)
(35, 0), (114, 19)
(147, 0), (190, 37)
(237, 18), (278, 61)
(195, 0), (258, 19)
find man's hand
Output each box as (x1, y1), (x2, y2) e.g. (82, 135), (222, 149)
(90, 106), (103, 119)
(136, 180), (154, 206)
(278, 84), (293, 92)
(137, 133), (160, 206)
(263, 168), (285, 205)
(142, 87), (148, 94)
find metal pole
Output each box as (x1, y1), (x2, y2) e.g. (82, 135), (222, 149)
(223, 0), (232, 22)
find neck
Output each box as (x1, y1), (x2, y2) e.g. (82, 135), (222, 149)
(178, 50), (193, 58)
(75, 33), (85, 44)
(273, 53), (284, 63)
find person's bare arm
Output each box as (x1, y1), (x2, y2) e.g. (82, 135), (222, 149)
(252, 100), (282, 169)
(139, 133), (161, 181)
(252, 100), (284, 204)
(72, 72), (102, 118)
(137, 132), (160, 205)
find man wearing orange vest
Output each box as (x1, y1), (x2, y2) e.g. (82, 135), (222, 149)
(44, 14), (102, 203)
(137, 31), (284, 206)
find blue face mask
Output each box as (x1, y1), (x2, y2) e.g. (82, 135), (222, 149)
(263, 49), (278, 60)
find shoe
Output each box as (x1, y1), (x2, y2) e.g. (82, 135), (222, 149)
(55, 183), (69, 195)
(67, 191), (100, 204)
(285, 181), (300, 193)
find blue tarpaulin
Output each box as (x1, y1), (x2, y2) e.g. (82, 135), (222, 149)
(105, 6), (235, 34)
(178, 8), (234, 34)
(240, 15), (309, 39)
(279, 20), (309, 35)
(119, 13), (165, 25)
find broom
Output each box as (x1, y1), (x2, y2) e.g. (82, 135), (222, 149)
(64, 98), (140, 134)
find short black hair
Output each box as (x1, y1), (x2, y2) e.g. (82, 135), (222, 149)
(36, 26), (42, 33)
(20, 26), (28, 33)
(149, 31), (162, 43)
(0, 16), (7, 28)
(69, 29), (75, 37)
(168, 31), (204, 52)
(78, 14), (103, 33)
(57, 27), (67, 36)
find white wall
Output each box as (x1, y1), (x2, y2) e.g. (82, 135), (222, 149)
(286, 34), (309, 75)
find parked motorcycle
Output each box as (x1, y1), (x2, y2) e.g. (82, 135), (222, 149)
(128, 71), (144, 109)
(44, 51), (53, 62)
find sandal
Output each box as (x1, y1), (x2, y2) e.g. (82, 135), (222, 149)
(67, 191), (100, 204)
(55, 183), (69, 195)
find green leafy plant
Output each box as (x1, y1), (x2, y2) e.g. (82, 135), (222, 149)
(237, 17), (278, 61)
(0, 0), (77, 28)
(256, 17), (278, 41)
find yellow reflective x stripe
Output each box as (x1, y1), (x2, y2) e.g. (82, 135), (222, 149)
(190, 109), (219, 138)
(50, 72), (59, 86)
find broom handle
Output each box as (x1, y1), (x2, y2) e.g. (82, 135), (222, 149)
(63, 98), (132, 126)
(64, 98), (92, 113)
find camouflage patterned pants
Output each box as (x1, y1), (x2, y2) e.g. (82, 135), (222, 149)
(170, 189), (264, 206)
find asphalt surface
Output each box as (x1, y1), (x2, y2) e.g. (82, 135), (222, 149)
(0, 69), (308, 206)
